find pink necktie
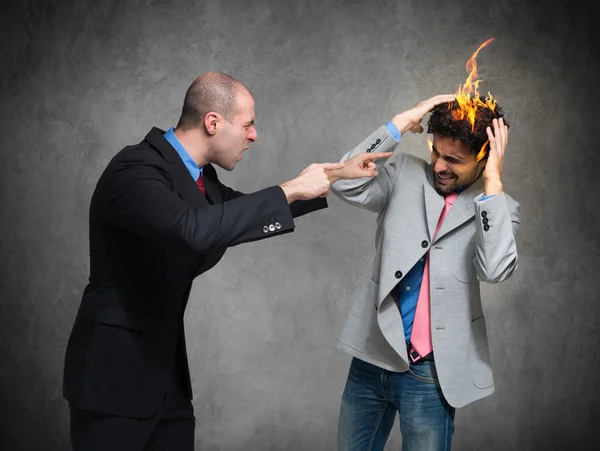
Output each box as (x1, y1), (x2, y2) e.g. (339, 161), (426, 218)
(409, 192), (458, 362)
(196, 173), (205, 195)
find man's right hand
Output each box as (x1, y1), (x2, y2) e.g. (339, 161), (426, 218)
(280, 162), (344, 203)
(391, 94), (456, 135)
(325, 152), (394, 183)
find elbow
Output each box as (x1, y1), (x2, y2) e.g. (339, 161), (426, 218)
(477, 254), (519, 284)
(173, 211), (217, 254)
(169, 231), (210, 254)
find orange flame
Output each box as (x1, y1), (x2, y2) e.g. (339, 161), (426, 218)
(452, 38), (496, 161)
(476, 140), (489, 161)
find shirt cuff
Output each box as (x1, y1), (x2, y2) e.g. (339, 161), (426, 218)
(385, 121), (402, 142)
(478, 194), (496, 202)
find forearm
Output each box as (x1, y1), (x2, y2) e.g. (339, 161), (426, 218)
(105, 175), (295, 254)
(330, 125), (399, 211)
(484, 174), (504, 196)
(391, 113), (417, 135)
(289, 197), (328, 218)
(473, 193), (520, 283)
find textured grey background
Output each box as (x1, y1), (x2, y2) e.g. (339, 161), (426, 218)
(1, 0), (599, 450)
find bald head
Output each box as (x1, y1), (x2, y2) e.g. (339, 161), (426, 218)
(176, 72), (251, 131)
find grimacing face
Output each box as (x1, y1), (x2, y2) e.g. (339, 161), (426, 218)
(430, 134), (486, 194)
(214, 91), (258, 171)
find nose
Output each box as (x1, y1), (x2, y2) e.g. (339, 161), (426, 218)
(247, 126), (257, 142)
(433, 157), (448, 173)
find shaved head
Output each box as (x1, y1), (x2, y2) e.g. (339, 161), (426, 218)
(176, 72), (252, 131)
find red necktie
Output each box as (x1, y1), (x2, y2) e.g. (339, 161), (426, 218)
(196, 173), (205, 195)
(409, 192), (458, 362)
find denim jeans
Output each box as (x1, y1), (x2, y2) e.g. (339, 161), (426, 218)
(337, 357), (455, 451)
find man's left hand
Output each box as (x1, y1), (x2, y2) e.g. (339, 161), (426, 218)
(483, 117), (508, 195)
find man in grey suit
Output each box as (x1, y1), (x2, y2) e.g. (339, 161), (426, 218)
(327, 94), (519, 450)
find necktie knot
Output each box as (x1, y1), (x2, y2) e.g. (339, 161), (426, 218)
(444, 192), (458, 207)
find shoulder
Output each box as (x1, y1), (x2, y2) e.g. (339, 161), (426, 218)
(110, 139), (167, 168)
(98, 138), (172, 188)
(389, 152), (428, 177)
(402, 153), (428, 168)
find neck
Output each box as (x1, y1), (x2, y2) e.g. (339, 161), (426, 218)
(173, 127), (211, 168)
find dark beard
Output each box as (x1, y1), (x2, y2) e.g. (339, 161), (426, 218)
(434, 165), (484, 195)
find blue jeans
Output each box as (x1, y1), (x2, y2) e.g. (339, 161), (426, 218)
(337, 357), (455, 451)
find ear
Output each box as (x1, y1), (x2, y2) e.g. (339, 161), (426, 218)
(204, 112), (220, 136)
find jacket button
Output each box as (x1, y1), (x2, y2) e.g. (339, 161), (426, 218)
(269, 224), (276, 232)
(481, 211), (487, 218)
(275, 222), (282, 230)
(421, 240), (428, 248)
(482, 218), (489, 225)
(376, 139), (381, 144)
(395, 270), (403, 279)
(263, 226), (269, 233)
(483, 224), (490, 231)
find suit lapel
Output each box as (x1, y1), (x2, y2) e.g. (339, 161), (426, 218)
(434, 173), (485, 243)
(423, 169), (444, 240)
(172, 159), (210, 207)
(200, 165), (222, 205)
(145, 127), (209, 208)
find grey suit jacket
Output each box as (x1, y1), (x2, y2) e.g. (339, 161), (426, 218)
(331, 125), (520, 408)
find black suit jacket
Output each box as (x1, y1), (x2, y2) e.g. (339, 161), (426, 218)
(63, 127), (327, 417)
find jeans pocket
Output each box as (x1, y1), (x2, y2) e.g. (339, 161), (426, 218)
(407, 362), (439, 385)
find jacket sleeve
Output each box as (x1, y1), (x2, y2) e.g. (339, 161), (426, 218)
(216, 179), (328, 218)
(473, 192), (521, 283)
(330, 125), (403, 214)
(99, 151), (297, 254)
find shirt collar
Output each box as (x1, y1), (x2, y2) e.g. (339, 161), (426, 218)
(455, 184), (469, 194)
(163, 127), (202, 180)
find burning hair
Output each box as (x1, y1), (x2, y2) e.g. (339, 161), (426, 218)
(426, 98), (509, 160)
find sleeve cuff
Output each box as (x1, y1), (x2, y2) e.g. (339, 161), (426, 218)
(478, 194), (497, 202)
(385, 121), (402, 142)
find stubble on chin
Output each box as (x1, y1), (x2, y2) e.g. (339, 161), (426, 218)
(434, 180), (457, 195)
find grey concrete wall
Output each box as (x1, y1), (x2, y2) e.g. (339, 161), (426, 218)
(1, 0), (598, 449)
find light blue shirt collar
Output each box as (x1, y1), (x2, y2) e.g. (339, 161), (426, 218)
(163, 127), (203, 180)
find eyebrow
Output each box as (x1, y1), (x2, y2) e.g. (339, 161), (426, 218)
(431, 145), (464, 163)
(244, 120), (255, 127)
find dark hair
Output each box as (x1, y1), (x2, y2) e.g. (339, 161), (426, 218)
(176, 72), (250, 130)
(426, 98), (509, 158)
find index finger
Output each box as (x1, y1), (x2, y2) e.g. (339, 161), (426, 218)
(366, 152), (394, 160)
